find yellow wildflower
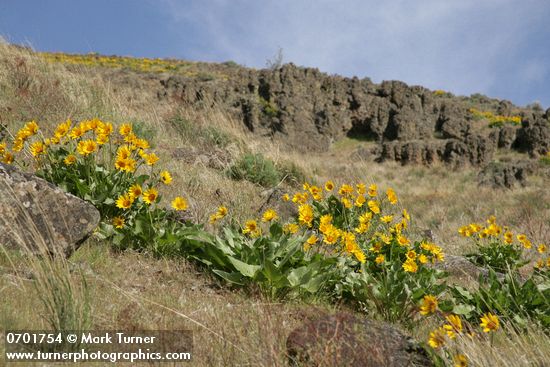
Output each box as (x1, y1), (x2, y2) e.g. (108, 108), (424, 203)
(117, 145), (132, 160)
(375, 254), (385, 264)
(367, 200), (380, 214)
(444, 314), (463, 338)
(115, 158), (136, 173)
(353, 250), (366, 263)
(160, 170), (172, 185)
(63, 154), (77, 165)
(2, 152), (14, 164)
(356, 183), (366, 195)
(76, 140), (97, 156)
(322, 225), (340, 245)
(262, 209), (278, 222)
(325, 181), (334, 191)
(420, 295), (438, 315)
(210, 206), (228, 223)
(171, 196), (188, 211)
(116, 194), (134, 209)
(119, 123), (132, 136)
(355, 222), (369, 234)
(402, 258), (418, 273)
(298, 204), (314, 227)
(342, 197), (352, 209)
(381, 215), (393, 223)
(143, 188), (158, 205)
(480, 313), (500, 333)
(128, 184), (142, 198)
(242, 220), (260, 237)
(69, 126), (85, 139)
(453, 354), (468, 367)
(354, 194), (366, 207)
(112, 216), (125, 229)
(397, 235), (410, 247)
(538, 244), (547, 254)
(338, 184), (354, 196)
(145, 152), (160, 165)
(368, 184), (377, 197)
(386, 188), (398, 204)
(283, 223), (299, 234)
(29, 141), (46, 157)
(54, 119), (71, 138)
(428, 327), (446, 349)
(304, 234), (318, 251)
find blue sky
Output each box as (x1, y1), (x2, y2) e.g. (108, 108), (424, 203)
(1, 0), (549, 107)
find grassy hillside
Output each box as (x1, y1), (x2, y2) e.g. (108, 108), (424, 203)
(0, 43), (549, 366)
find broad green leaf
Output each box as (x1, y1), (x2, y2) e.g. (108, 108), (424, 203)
(212, 270), (244, 285)
(452, 304), (475, 315)
(227, 257), (261, 278)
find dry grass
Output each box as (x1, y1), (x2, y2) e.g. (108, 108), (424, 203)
(0, 42), (549, 366)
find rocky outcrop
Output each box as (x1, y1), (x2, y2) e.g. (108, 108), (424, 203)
(157, 62), (549, 167)
(286, 312), (432, 367)
(478, 160), (537, 188)
(0, 163), (100, 256)
(514, 117), (550, 157)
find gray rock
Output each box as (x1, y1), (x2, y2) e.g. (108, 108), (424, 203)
(156, 62), (546, 166)
(433, 254), (491, 281)
(478, 160), (536, 189)
(0, 163), (100, 257)
(515, 118), (550, 156)
(286, 312), (432, 367)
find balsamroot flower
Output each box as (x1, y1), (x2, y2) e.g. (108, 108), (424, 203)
(419, 295), (438, 315)
(171, 196), (188, 211)
(480, 313), (500, 333)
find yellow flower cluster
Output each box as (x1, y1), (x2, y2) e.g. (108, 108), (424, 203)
(428, 311), (496, 352)
(459, 216), (549, 269)
(280, 181), (443, 270)
(39, 52), (228, 80)
(209, 206), (228, 224)
(5, 119), (189, 230)
(468, 108), (522, 126)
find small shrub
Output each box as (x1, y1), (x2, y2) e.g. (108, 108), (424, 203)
(259, 97), (278, 118)
(227, 153), (280, 187)
(265, 47), (284, 70)
(132, 120), (157, 144)
(202, 126), (231, 148)
(169, 115), (194, 139)
(222, 60), (239, 67)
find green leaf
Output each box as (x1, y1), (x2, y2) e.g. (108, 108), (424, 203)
(454, 286), (473, 300)
(452, 304), (475, 315)
(302, 274), (327, 293)
(227, 257), (261, 278)
(537, 281), (550, 292)
(287, 266), (311, 287)
(212, 270), (244, 285)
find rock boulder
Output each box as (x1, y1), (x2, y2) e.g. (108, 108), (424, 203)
(0, 163), (100, 256)
(286, 312), (432, 367)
